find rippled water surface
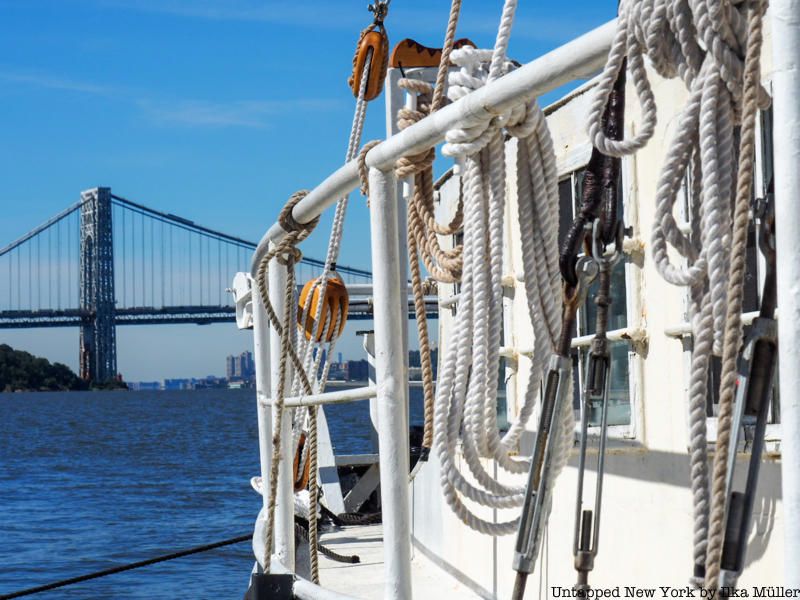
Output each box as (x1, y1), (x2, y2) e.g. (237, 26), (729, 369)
(0, 388), (417, 599)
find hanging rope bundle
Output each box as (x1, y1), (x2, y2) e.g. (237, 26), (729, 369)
(389, 0), (464, 451)
(255, 191), (319, 578)
(587, 0), (770, 587)
(433, 0), (567, 536)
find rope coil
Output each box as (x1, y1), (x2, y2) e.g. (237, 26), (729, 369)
(433, 0), (569, 537)
(588, 0), (770, 587)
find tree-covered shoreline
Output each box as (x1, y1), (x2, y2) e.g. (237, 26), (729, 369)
(0, 344), (127, 392)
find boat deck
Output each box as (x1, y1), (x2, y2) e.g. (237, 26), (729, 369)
(318, 523), (482, 599)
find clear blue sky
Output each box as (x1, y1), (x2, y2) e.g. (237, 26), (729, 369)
(0, 0), (616, 381)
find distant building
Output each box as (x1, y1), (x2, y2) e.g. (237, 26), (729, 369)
(408, 349), (438, 379)
(194, 375), (226, 389)
(327, 362), (347, 381)
(163, 378), (192, 390)
(128, 381), (161, 391)
(226, 351), (255, 383)
(346, 359), (369, 382)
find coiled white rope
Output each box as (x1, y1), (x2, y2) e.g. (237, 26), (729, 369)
(587, 0), (770, 584)
(434, 0), (570, 536)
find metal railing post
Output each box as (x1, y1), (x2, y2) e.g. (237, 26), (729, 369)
(252, 278), (273, 517)
(385, 67), (411, 422)
(772, 0), (800, 586)
(368, 166), (412, 600)
(268, 249), (296, 569)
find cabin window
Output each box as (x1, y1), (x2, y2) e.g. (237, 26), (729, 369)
(558, 169), (632, 427)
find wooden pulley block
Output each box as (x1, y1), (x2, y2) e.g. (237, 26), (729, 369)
(349, 26), (389, 101)
(297, 273), (349, 342)
(389, 38), (476, 69)
(293, 432), (310, 492)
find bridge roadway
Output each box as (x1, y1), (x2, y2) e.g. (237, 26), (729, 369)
(0, 300), (438, 328)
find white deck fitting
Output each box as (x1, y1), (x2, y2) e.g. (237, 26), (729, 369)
(317, 524), (481, 600)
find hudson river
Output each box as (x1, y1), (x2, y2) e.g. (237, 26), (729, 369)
(0, 388), (422, 598)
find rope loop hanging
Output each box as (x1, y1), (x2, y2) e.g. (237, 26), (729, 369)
(588, 0), (771, 588)
(433, 0), (568, 537)
(386, 0), (464, 452)
(255, 191), (318, 578)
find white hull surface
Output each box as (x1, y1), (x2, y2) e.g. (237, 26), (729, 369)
(407, 25), (784, 597)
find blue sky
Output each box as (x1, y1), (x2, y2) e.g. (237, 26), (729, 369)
(0, 0), (616, 381)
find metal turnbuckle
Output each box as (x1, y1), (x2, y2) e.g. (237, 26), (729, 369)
(573, 338), (611, 592)
(571, 219), (622, 591)
(511, 257), (598, 600)
(719, 192), (777, 594)
(718, 316), (777, 592)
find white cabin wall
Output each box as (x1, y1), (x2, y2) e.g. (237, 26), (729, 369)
(412, 37), (784, 596)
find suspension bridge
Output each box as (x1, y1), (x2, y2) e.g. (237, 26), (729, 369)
(0, 188), (373, 383)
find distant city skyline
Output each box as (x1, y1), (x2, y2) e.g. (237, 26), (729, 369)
(1, 319), (395, 381)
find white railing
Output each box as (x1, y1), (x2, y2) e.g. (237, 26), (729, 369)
(248, 19), (618, 600)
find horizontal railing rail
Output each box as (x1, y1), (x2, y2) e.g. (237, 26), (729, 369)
(251, 19), (617, 274)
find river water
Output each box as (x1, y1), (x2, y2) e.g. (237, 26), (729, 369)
(0, 388), (422, 599)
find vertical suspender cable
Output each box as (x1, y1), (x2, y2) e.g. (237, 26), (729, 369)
(122, 207), (126, 307)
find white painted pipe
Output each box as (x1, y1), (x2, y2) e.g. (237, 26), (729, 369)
(250, 20), (616, 273)
(259, 385), (378, 408)
(772, 0), (800, 587)
(384, 66), (412, 398)
(268, 251), (296, 570)
(252, 278), (273, 521)
(368, 166), (412, 600)
(439, 293), (461, 309)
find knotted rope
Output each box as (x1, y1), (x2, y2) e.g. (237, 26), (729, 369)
(704, 0), (766, 587)
(380, 0), (464, 451)
(287, 23), (384, 582)
(434, 0), (567, 536)
(256, 192), (319, 577)
(588, 0), (770, 585)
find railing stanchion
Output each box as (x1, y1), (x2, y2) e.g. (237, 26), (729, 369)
(268, 250), (296, 569)
(368, 166), (412, 600)
(252, 278), (273, 518)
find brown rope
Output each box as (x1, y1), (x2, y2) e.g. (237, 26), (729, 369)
(255, 191), (321, 575)
(392, 0), (463, 451)
(704, 0), (768, 588)
(357, 140), (383, 198)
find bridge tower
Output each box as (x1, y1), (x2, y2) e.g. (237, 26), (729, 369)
(79, 187), (117, 382)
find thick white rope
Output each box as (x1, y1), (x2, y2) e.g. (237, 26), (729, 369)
(587, 0), (770, 584)
(433, 0), (569, 536)
(290, 50), (373, 457)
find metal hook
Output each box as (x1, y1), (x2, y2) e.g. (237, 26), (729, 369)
(368, 0), (390, 24)
(591, 219), (623, 269)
